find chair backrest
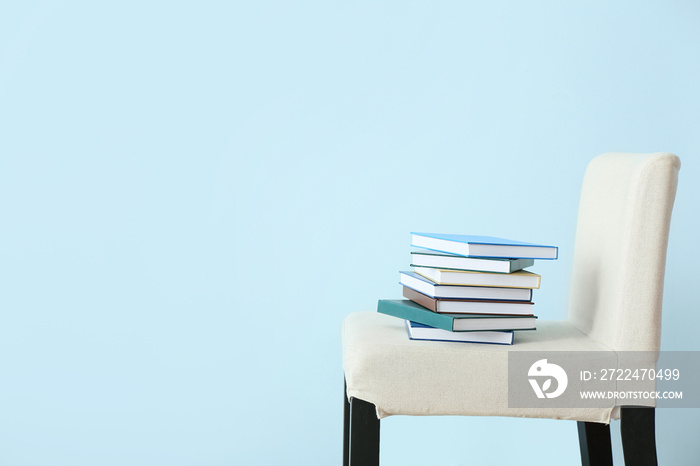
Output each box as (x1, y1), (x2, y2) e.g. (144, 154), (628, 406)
(567, 152), (680, 352)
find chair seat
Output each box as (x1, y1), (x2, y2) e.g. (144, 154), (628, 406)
(343, 311), (619, 423)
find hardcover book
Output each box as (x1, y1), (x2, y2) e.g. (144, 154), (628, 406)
(411, 249), (535, 273)
(414, 266), (541, 289)
(400, 271), (533, 301)
(405, 321), (514, 345)
(403, 286), (535, 316)
(411, 232), (558, 259)
(377, 299), (537, 332)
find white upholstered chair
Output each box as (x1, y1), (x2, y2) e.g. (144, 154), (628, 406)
(342, 152), (680, 466)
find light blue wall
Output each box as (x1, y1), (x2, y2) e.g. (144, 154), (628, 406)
(1, 1), (698, 465)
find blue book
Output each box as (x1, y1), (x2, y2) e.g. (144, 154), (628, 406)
(411, 232), (558, 260)
(405, 321), (514, 345)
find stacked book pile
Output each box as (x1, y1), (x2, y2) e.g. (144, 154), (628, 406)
(377, 232), (558, 345)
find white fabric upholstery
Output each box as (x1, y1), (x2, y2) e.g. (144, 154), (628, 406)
(344, 312), (617, 421)
(342, 152), (680, 422)
(568, 153), (680, 351)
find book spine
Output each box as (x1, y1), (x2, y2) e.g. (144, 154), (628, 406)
(402, 286), (437, 311)
(510, 258), (536, 273)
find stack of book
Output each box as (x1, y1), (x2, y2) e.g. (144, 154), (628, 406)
(377, 232), (558, 345)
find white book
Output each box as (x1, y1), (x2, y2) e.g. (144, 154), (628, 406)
(402, 286), (535, 315)
(414, 266), (541, 289)
(400, 271), (533, 301)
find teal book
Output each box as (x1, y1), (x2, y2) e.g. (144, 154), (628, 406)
(411, 232), (558, 260)
(377, 299), (537, 332)
(411, 248), (535, 273)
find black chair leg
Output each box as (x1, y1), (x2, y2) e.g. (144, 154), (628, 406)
(621, 406), (657, 466)
(343, 379), (380, 466)
(343, 380), (350, 466)
(578, 421), (613, 466)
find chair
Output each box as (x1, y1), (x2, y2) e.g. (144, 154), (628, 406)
(342, 152), (680, 466)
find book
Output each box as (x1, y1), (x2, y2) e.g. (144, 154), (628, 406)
(411, 249), (535, 273)
(411, 232), (558, 259)
(405, 320), (514, 345)
(414, 266), (541, 289)
(403, 286), (535, 315)
(377, 299), (537, 331)
(400, 271), (533, 301)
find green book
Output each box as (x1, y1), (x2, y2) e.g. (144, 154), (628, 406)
(377, 299), (537, 332)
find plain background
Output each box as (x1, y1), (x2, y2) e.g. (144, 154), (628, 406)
(1, 1), (698, 465)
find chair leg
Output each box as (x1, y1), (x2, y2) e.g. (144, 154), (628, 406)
(343, 379), (350, 466)
(577, 421), (613, 466)
(343, 383), (379, 466)
(621, 406), (657, 466)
